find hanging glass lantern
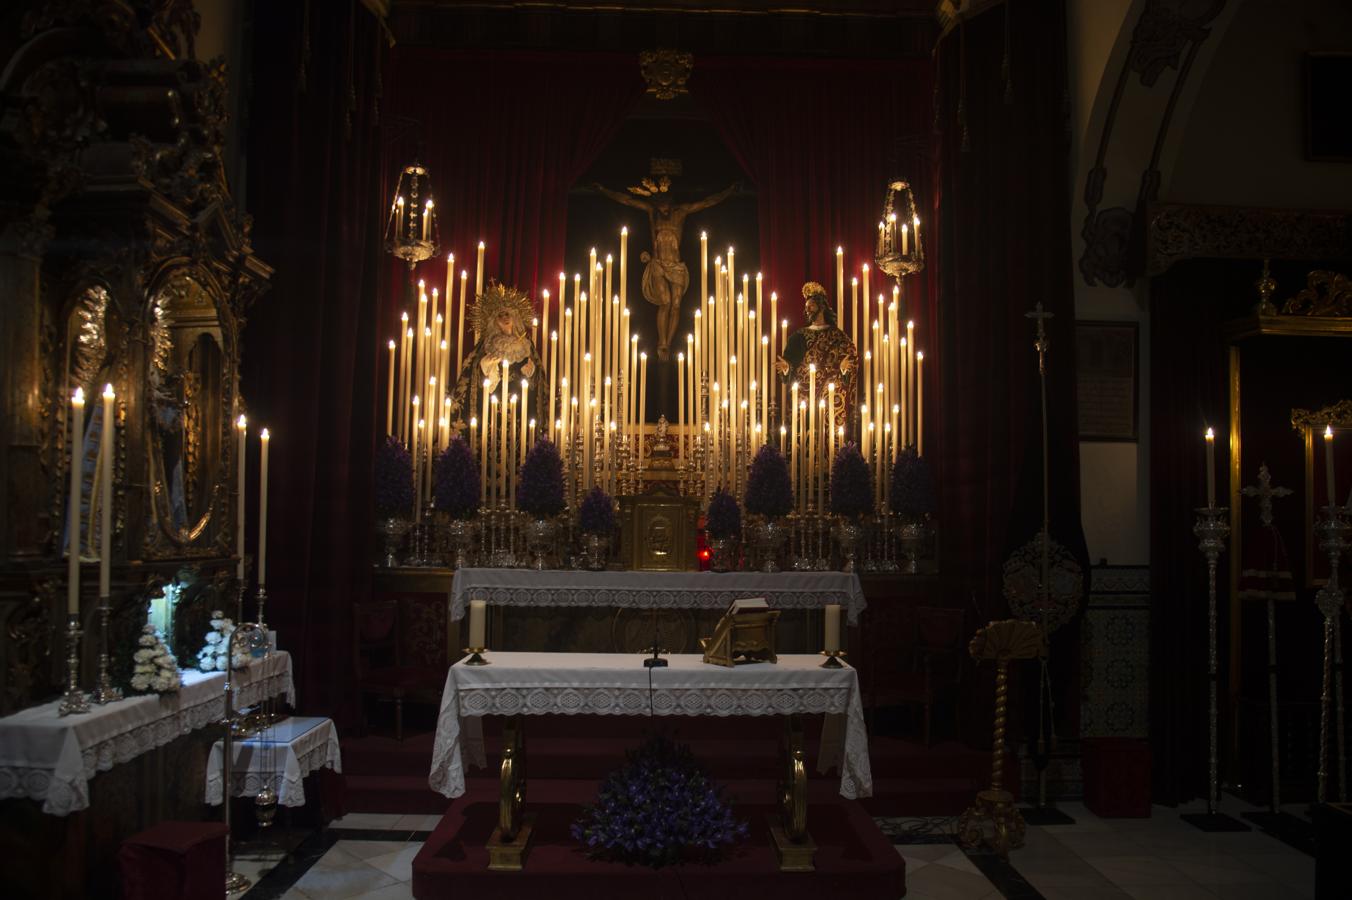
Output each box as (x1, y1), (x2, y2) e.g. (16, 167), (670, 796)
(384, 163), (439, 268)
(874, 180), (925, 281)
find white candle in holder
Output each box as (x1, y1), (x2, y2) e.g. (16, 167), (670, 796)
(259, 428), (270, 586)
(1325, 425), (1337, 508)
(68, 388), (86, 615)
(1205, 428), (1216, 508)
(824, 603), (841, 653)
(235, 414), (247, 579)
(100, 385), (115, 598)
(469, 599), (486, 649)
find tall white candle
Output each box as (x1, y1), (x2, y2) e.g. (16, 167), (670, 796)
(258, 428), (270, 586)
(475, 241), (485, 303)
(386, 340), (396, 435)
(824, 603), (841, 653)
(1205, 428), (1216, 508)
(458, 270), (469, 369)
(639, 352), (648, 461)
(100, 385), (114, 598)
(916, 352), (925, 456)
(1325, 425), (1336, 507)
(835, 247), (844, 325)
(468, 598), (486, 649)
(67, 388), (85, 615)
(235, 414), (247, 579)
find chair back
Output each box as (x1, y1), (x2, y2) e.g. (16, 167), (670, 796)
(353, 599), (399, 675)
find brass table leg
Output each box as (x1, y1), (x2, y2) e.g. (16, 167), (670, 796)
(769, 715), (816, 871)
(487, 716), (534, 870)
(957, 656), (1028, 859)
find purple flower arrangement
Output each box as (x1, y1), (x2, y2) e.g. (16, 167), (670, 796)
(830, 443), (874, 519)
(516, 437), (566, 518)
(434, 436), (480, 520)
(890, 446), (936, 519)
(579, 486), (616, 534)
(571, 735), (748, 868)
(374, 436), (414, 518)
(744, 444), (793, 518)
(705, 488), (741, 540)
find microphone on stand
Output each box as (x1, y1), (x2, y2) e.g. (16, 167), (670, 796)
(643, 609), (668, 668)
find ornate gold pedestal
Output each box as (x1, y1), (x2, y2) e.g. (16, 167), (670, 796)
(488, 717), (531, 870)
(771, 716), (815, 871)
(956, 789), (1026, 859)
(487, 814), (536, 871)
(956, 620), (1045, 859)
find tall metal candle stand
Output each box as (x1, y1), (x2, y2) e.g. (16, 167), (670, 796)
(1314, 504), (1349, 805)
(1181, 505), (1249, 831)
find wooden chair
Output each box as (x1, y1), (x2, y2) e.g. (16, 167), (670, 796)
(867, 606), (966, 745)
(353, 598), (445, 742)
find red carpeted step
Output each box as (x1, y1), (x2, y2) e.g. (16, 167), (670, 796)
(344, 774), (450, 815)
(859, 776), (988, 817)
(411, 778), (905, 900)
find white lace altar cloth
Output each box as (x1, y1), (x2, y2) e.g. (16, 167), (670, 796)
(0, 652), (294, 816)
(205, 715), (340, 807)
(450, 569), (867, 624)
(428, 651), (872, 801)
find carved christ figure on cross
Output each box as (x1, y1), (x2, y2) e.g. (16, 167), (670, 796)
(592, 180), (736, 360)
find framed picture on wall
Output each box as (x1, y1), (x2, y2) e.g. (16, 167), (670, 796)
(1076, 321), (1138, 442)
(1305, 52), (1352, 161)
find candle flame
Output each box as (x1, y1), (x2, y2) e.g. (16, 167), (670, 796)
(72, 387), (84, 405)
(388, 339), (395, 350)
(237, 415), (247, 429)
(401, 311), (409, 322)
(1326, 425), (1334, 439)
(622, 226), (628, 235)
(863, 263), (869, 272)
(640, 352), (647, 361)
(261, 428), (271, 440)
(1205, 427), (1215, 440)
(918, 351), (924, 360)
(418, 279), (425, 289)
(478, 240), (485, 249)
(470, 417), (477, 427)
(103, 383), (115, 400)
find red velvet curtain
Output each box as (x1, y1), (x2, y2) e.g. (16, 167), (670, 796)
(380, 49), (644, 312)
(689, 57), (938, 345)
(933, 1), (1084, 605)
(242, 2), (385, 726)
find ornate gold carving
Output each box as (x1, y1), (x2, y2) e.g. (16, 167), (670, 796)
(1280, 271), (1352, 317)
(1147, 204), (1352, 276)
(1291, 400), (1352, 433)
(639, 49), (693, 100)
(3, 591), (56, 714)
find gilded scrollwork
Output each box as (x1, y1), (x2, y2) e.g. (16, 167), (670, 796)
(1147, 205), (1352, 276)
(3, 590), (56, 714)
(1280, 271), (1352, 318)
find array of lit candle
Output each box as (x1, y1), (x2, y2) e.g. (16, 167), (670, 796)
(384, 230), (927, 517)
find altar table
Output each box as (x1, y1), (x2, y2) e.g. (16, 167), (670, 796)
(0, 652), (294, 816)
(449, 569), (867, 624)
(428, 651), (872, 800)
(205, 715), (341, 807)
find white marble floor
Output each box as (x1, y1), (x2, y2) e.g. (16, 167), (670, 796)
(238, 799), (1315, 900)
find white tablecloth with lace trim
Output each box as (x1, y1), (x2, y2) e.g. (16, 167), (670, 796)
(0, 651), (294, 816)
(428, 651), (871, 801)
(205, 715), (340, 807)
(450, 569), (867, 624)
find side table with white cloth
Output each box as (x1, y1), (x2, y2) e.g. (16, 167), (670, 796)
(428, 651), (872, 869)
(0, 652), (294, 817)
(205, 716), (341, 808)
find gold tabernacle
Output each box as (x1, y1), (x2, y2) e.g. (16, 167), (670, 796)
(700, 598), (780, 667)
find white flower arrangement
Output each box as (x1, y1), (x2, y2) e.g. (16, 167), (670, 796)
(130, 624), (181, 694)
(197, 610), (250, 673)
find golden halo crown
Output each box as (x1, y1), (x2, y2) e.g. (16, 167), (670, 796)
(802, 281), (828, 301)
(471, 281), (534, 338)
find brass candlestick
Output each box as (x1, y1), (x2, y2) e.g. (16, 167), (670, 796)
(463, 647), (489, 666)
(57, 613), (90, 716)
(255, 585), (268, 632)
(89, 595), (121, 705)
(819, 649), (846, 669)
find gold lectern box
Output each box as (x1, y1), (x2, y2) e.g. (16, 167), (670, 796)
(700, 598), (780, 667)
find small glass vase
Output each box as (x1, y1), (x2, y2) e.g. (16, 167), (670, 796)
(525, 518), (556, 570)
(753, 518), (789, 573)
(708, 536), (738, 572)
(445, 517), (476, 569)
(378, 517), (410, 567)
(834, 518), (864, 573)
(584, 532), (609, 570)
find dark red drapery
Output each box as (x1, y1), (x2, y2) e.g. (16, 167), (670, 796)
(380, 49), (645, 310)
(242, 2), (385, 726)
(689, 56), (938, 342)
